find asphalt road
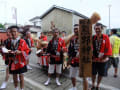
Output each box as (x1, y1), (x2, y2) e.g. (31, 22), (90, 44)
(29, 48), (120, 90)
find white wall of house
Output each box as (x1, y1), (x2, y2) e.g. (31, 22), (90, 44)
(72, 14), (84, 32)
(41, 8), (73, 34)
(55, 9), (73, 34)
(41, 10), (56, 32)
(73, 14), (84, 25)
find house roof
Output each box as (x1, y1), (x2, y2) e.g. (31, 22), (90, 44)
(40, 5), (89, 19)
(29, 16), (40, 22)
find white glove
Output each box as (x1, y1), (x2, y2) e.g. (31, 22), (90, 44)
(56, 52), (60, 56)
(98, 53), (104, 58)
(76, 52), (79, 57)
(2, 47), (9, 53)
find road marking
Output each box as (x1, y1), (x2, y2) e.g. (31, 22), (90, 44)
(24, 77), (51, 90)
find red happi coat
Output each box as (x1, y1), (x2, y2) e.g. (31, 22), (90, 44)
(24, 37), (34, 47)
(93, 34), (112, 62)
(39, 36), (47, 41)
(56, 38), (66, 52)
(11, 39), (30, 70)
(68, 36), (79, 66)
(30, 37), (34, 47)
(49, 37), (66, 62)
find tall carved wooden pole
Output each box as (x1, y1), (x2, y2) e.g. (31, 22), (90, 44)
(79, 12), (101, 90)
(79, 19), (92, 90)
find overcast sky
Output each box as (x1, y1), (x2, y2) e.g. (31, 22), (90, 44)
(0, 0), (119, 28)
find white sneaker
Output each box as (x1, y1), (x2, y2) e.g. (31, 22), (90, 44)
(10, 79), (13, 83)
(68, 87), (77, 90)
(56, 80), (61, 86)
(0, 82), (7, 89)
(73, 87), (77, 90)
(27, 65), (32, 70)
(68, 87), (73, 90)
(15, 87), (19, 90)
(44, 80), (50, 86)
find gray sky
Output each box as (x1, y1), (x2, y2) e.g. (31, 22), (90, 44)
(0, 0), (119, 28)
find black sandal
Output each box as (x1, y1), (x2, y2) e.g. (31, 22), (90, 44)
(96, 87), (100, 90)
(114, 75), (118, 78)
(91, 86), (95, 90)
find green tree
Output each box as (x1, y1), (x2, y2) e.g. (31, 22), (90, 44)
(0, 23), (5, 29)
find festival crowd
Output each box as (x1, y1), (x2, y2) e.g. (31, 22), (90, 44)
(0, 23), (120, 90)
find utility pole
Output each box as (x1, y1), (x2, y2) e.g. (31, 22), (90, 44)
(12, 7), (17, 26)
(108, 4), (111, 32)
(15, 8), (17, 26)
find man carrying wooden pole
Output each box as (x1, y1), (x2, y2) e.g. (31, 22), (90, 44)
(68, 24), (89, 90)
(79, 12), (102, 90)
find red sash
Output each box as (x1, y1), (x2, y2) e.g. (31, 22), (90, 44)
(71, 57), (79, 64)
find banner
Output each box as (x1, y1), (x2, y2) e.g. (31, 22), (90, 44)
(12, 7), (17, 25)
